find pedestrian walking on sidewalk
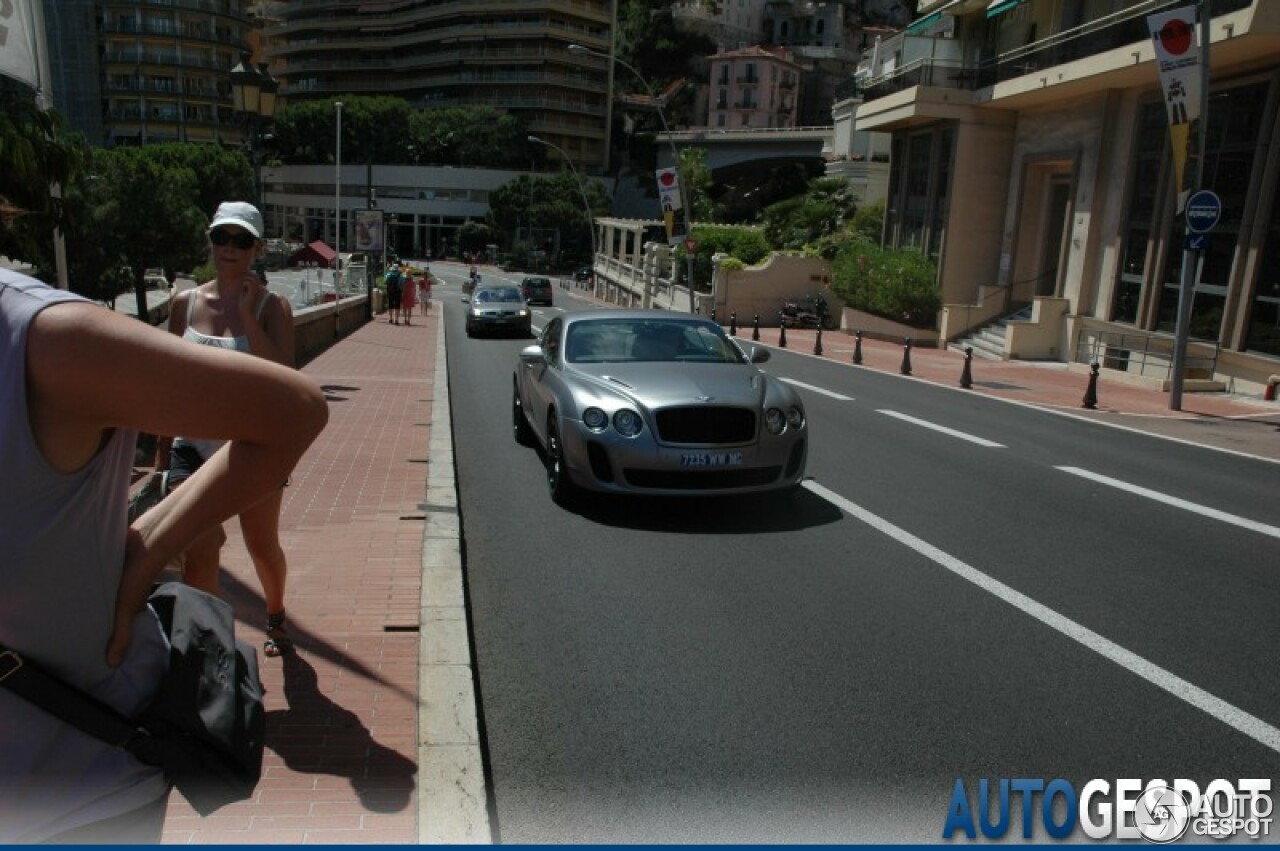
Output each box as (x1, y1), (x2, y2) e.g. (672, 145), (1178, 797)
(401, 270), (416, 325)
(419, 273), (432, 316)
(385, 264), (404, 325)
(155, 201), (303, 658)
(0, 203), (325, 841)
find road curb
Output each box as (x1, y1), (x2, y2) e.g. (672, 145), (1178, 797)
(418, 309), (492, 844)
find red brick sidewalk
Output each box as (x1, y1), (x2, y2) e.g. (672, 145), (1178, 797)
(731, 324), (1280, 460)
(161, 308), (443, 844)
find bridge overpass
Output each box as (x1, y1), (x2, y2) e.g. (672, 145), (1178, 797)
(656, 126), (832, 174)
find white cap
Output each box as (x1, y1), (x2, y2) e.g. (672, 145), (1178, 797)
(208, 201), (263, 239)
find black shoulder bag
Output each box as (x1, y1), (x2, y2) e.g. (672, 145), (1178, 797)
(0, 582), (265, 816)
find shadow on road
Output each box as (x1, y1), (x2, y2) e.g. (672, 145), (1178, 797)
(565, 479), (844, 534)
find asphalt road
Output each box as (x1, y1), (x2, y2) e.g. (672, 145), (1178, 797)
(437, 265), (1280, 843)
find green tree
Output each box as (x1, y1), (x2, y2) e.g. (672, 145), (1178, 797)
(272, 98), (529, 168)
(59, 147), (209, 306)
(489, 172), (611, 262)
(0, 96), (88, 277)
(678, 147), (716, 222)
(139, 143), (253, 217)
(761, 177), (860, 253)
(680, 225), (770, 290)
(457, 221), (494, 256)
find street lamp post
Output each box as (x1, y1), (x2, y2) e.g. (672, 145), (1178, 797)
(528, 135), (598, 294)
(229, 52), (277, 214)
(569, 43), (696, 314)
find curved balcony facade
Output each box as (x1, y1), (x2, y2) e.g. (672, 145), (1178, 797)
(263, 0), (614, 173)
(88, 0), (256, 147)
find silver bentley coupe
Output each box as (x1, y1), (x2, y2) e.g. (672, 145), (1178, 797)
(512, 310), (807, 504)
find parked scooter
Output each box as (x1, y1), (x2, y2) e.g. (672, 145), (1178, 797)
(781, 292), (832, 329)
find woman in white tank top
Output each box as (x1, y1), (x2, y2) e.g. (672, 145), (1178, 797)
(155, 202), (301, 658)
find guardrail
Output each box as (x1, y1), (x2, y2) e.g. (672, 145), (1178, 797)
(1073, 327), (1219, 381)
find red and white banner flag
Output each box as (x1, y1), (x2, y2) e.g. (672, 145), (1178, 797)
(1148, 6), (1201, 212)
(655, 167), (687, 245)
(0, 0), (40, 90)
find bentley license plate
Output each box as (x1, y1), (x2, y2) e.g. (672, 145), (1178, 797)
(680, 451), (744, 467)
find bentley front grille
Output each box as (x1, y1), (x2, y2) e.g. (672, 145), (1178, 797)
(654, 406), (755, 444)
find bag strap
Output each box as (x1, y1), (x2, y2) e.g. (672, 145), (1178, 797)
(0, 644), (162, 764)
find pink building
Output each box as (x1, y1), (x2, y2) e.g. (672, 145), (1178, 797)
(706, 46), (802, 129)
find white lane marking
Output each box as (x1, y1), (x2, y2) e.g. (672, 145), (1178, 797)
(877, 409), (1005, 448)
(779, 378), (854, 401)
(1057, 466), (1280, 540)
(802, 479), (1280, 755)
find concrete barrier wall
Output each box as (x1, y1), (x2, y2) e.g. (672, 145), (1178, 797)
(710, 254), (842, 327)
(294, 295), (370, 366)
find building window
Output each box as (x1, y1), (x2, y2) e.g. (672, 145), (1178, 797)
(1111, 100), (1166, 325)
(1155, 81), (1269, 340)
(884, 124), (954, 258)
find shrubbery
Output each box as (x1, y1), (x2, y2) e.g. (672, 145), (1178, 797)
(682, 225), (769, 290)
(831, 242), (940, 328)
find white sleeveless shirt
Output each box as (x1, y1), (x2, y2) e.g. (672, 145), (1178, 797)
(174, 285), (271, 459)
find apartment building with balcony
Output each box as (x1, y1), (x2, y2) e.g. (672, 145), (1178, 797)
(853, 0), (1280, 393)
(672, 0), (770, 50)
(43, 0), (259, 148)
(707, 45), (802, 128)
(764, 0), (874, 125)
(260, 0), (615, 175)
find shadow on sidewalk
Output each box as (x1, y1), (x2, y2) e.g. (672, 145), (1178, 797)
(265, 652), (417, 813)
(220, 572), (416, 703)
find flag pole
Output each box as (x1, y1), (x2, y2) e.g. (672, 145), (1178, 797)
(27, 0), (69, 289)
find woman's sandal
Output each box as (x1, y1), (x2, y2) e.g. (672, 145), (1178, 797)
(264, 610), (294, 658)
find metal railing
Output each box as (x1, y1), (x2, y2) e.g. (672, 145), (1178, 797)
(849, 0), (1253, 99)
(1074, 328), (1220, 380)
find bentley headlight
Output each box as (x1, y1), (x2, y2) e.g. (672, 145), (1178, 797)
(765, 407), (787, 435)
(786, 407), (805, 430)
(613, 409), (643, 437)
(582, 407), (608, 432)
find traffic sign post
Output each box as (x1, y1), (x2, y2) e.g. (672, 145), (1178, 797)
(1184, 190), (1222, 233)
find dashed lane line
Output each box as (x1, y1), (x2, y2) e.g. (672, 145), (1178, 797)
(802, 479), (1280, 756)
(1057, 466), (1280, 540)
(779, 377), (854, 401)
(877, 409), (1006, 448)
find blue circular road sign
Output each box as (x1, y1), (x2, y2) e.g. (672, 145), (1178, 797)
(1185, 190), (1222, 233)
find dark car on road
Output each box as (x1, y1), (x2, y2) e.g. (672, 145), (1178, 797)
(520, 276), (553, 306)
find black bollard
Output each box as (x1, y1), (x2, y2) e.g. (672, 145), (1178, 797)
(852, 330), (863, 365)
(710, 309), (717, 326)
(730, 311), (737, 336)
(900, 337), (913, 376)
(752, 314), (760, 341)
(960, 346), (973, 389)
(1082, 362), (1100, 409)
(814, 325), (824, 356)
(778, 315), (788, 348)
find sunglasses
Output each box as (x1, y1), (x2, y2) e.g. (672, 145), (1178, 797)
(209, 228), (258, 250)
